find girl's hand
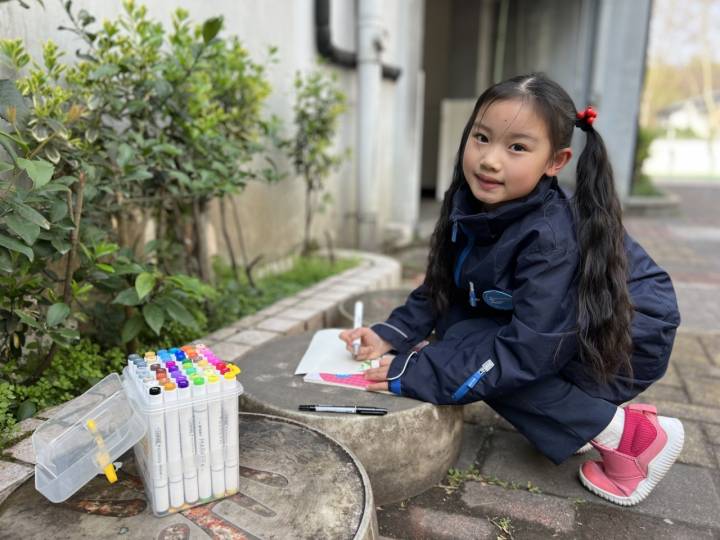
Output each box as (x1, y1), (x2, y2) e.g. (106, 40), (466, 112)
(363, 354), (394, 392)
(339, 327), (392, 361)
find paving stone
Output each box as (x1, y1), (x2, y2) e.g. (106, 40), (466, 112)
(651, 399), (720, 425)
(14, 418), (44, 438)
(272, 297), (301, 308)
(205, 326), (238, 341)
(674, 361), (720, 379)
(684, 377), (720, 407)
(209, 342), (251, 362)
(453, 424), (490, 471)
(230, 312), (266, 329)
(461, 481), (576, 533)
(657, 363), (683, 387)
(304, 311), (325, 332)
(480, 431), (720, 529)
(256, 304), (284, 317)
(0, 460), (33, 506)
(256, 316), (305, 335)
(463, 402), (516, 431)
(675, 421), (716, 467)
(635, 383), (688, 404)
(295, 298), (338, 311)
(576, 502), (718, 539)
(703, 423), (720, 445)
(280, 307), (323, 321)
(699, 333), (720, 364)
(403, 507), (494, 540)
(4, 435), (35, 464)
(671, 334), (712, 365)
(226, 328), (278, 347)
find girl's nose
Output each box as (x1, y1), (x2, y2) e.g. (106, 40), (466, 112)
(479, 146), (501, 172)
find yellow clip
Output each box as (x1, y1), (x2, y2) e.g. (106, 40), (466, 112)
(86, 419), (117, 484)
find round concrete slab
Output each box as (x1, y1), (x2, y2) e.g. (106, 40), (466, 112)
(238, 333), (464, 505)
(0, 413), (377, 540)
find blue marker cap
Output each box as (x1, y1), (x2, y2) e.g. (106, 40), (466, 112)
(157, 349), (168, 355)
(174, 351), (186, 361)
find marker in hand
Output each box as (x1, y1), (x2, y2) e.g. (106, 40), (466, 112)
(352, 301), (363, 359)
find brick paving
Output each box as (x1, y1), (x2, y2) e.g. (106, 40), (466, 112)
(378, 184), (720, 539)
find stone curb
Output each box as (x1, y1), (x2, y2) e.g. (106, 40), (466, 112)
(0, 249), (401, 506)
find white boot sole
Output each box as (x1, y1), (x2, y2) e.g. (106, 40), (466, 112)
(578, 416), (685, 506)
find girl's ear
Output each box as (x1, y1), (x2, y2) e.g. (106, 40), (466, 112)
(544, 148), (573, 177)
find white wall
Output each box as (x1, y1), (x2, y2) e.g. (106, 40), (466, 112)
(644, 138), (720, 177)
(0, 0), (425, 260)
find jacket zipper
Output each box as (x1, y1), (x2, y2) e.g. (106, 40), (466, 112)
(469, 281), (477, 307)
(453, 222), (475, 288)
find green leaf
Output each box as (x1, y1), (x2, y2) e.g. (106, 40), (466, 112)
(88, 63), (120, 80)
(50, 200), (68, 222)
(142, 303), (164, 335)
(202, 16), (223, 43)
(121, 314), (144, 343)
(94, 242), (119, 258)
(47, 302), (70, 327)
(96, 263), (115, 273)
(0, 79), (29, 124)
(16, 400), (37, 421)
(16, 158), (54, 188)
(50, 236), (71, 255)
(113, 287), (140, 306)
(15, 309), (40, 329)
(162, 297), (197, 329)
(4, 214), (40, 245)
(0, 233), (33, 261)
(135, 272), (156, 300)
(14, 202), (50, 230)
(0, 161), (13, 172)
(117, 143), (133, 169)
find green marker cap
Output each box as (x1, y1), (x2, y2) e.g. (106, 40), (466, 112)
(193, 377), (205, 385)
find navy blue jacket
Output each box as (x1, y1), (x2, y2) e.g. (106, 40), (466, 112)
(372, 176), (680, 405)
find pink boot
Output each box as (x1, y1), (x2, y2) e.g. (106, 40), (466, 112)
(578, 404), (684, 506)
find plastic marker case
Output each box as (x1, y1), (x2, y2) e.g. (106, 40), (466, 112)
(32, 346), (243, 517)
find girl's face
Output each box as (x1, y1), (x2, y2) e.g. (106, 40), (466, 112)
(462, 98), (571, 209)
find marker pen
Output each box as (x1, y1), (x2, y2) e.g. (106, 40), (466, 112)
(192, 377), (212, 499)
(148, 386), (170, 513)
(222, 371), (239, 494)
(176, 379), (199, 504)
(206, 374), (225, 497)
(162, 382), (184, 509)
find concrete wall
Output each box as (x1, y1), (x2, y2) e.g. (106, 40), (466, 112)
(0, 0), (425, 260)
(644, 138), (720, 177)
(499, 0), (651, 198)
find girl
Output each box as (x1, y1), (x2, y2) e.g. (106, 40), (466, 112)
(339, 73), (683, 507)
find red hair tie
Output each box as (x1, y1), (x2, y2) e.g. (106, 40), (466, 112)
(575, 106), (597, 131)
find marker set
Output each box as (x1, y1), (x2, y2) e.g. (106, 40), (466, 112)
(122, 344), (244, 516)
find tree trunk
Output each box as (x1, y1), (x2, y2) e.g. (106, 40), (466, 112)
(192, 197), (211, 283)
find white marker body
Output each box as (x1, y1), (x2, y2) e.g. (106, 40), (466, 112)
(222, 375), (240, 493)
(177, 384), (199, 503)
(192, 382), (212, 499)
(207, 378), (226, 497)
(148, 388), (170, 513)
(352, 301), (364, 355)
(163, 386), (184, 509)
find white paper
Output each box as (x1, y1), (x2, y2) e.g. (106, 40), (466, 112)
(294, 328), (367, 375)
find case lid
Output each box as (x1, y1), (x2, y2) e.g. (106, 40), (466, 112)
(32, 373), (146, 503)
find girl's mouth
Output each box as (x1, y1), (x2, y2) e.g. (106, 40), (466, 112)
(475, 174), (504, 190)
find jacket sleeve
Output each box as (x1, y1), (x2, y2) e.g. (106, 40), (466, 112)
(386, 247), (580, 403)
(370, 283), (437, 353)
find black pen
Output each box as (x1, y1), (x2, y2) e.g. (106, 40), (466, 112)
(298, 404), (388, 416)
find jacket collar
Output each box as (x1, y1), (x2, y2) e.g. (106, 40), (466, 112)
(449, 175), (557, 240)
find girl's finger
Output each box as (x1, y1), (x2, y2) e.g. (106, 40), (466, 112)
(364, 366), (390, 381)
(367, 382), (388, 392)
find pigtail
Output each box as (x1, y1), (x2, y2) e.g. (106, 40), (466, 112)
(574, 127), (634, 382)
(425, 169), (463, 315)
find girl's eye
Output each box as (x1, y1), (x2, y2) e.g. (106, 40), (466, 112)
(473, 132), (488, 143)
(510, 143), (527, 152)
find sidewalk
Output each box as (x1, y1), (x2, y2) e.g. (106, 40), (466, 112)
(378, 184), (720, 539)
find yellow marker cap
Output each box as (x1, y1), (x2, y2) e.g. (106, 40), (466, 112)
(207, 374), (219, 384)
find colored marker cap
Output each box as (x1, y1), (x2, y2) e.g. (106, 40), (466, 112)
(193, 377), (205, 385)
(164, 382), (176, 391)
(177, 379), (189, 388)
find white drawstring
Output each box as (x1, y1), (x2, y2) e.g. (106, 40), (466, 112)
(386, 351), (417, 381)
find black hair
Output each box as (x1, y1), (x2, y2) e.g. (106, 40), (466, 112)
(424, 72), (633, 382)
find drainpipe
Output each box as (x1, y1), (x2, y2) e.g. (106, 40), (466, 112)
(356, 0), (384, 249)
(315, 0), (401, 81)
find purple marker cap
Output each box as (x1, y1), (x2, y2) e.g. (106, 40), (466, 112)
(166, 361), (176, 369)
(177, 379), (189, 389)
